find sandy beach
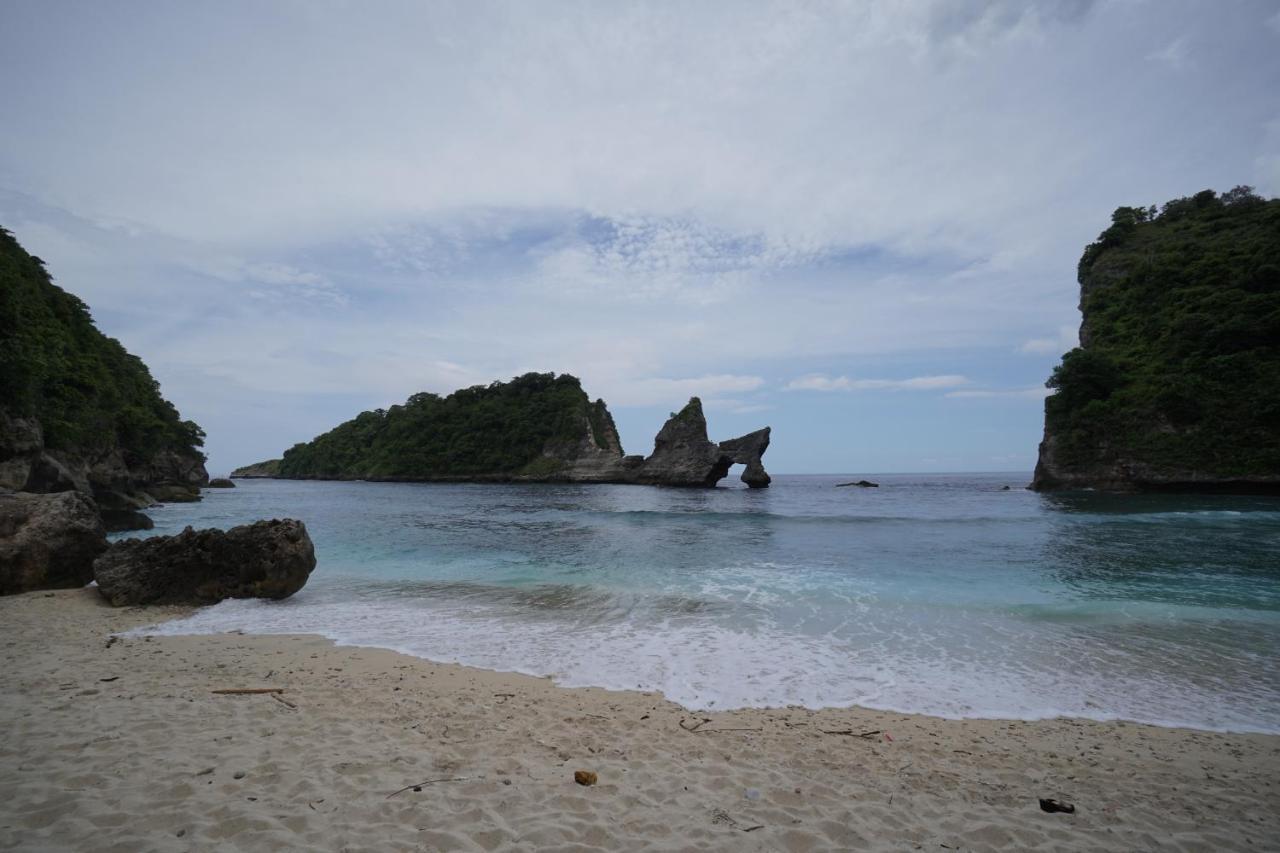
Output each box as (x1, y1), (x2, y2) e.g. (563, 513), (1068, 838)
(2, 589), (1277, 852)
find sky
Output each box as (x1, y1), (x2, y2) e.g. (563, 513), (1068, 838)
(2, 0), (1278, 476)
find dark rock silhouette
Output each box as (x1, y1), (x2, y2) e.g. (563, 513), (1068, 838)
(100, 508), (154, 533)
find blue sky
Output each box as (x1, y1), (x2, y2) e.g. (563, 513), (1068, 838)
(3, 0), (1278, 475)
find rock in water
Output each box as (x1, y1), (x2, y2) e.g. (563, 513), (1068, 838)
(207, 478), (236, 488)
(100, 508), (154, 533)
(93, 519), (317, 606)
(0, 491), (107, 595)
(630, 399), (772, 488)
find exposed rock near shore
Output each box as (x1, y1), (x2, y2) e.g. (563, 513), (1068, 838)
(93, 519), (317, 606)
(0, 491), (107, 595)
(207, 478), (236, 488)
(100, 508), (154, 533)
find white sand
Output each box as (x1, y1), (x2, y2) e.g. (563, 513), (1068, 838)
(2, 588), (1277, 852)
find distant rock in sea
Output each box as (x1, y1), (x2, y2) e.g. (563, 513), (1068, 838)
(93, 519), (317, 606)
(233, 373), (772, 489)
(1032, 187), (1280, 493)
(836, 480), (879, 488)
(207, 478), (236, 488)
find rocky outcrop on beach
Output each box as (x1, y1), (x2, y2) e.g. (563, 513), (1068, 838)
(1032, 188), (1280, 493)
(93, 519), (317, 606)
(0, 490), (107, 595)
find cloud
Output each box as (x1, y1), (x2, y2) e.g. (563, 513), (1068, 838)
(946, 387), (1053, 399)
(1019, 325), (1078, 354)
(785, 374), (971, 392)
(607, 375), (765, 407)
(1, 1), (1275, 474)
(1145, 36), (1191, 70)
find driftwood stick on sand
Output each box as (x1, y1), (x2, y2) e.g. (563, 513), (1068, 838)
(821, 729), (881, 738)
(212, 688), (285, 695)
(270, 693), (298, 710)
(386, 777), (473, 799)
(694, 727), (762, 734)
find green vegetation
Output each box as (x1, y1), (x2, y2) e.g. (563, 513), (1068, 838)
(0, 228), (205, 462)
(1045, 187), (1280, 476)
(276, 372), (612, 479)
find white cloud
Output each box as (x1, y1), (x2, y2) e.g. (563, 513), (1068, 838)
(1145, 36), (1191, 69)
(1019, 324), (1078, 354)
(1, 1), (1274, 474)
(946, 387), (1053, 399)
(607, 375), (765, 407)
(785, 374), (970, 392)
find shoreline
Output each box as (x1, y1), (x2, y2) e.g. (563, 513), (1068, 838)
(4, 590), (1279, 850)
(134, 613), (1280, 738)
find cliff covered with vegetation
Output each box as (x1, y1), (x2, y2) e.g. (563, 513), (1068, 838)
(235, 375), (773, 487)
(0, 228), (207, 505)
(252, 372), (623, 480)
(1033, 187), (1280, 492)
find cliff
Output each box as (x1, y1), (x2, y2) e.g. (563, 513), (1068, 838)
(233, 374), (771, 488)
(1032, 187), (1280, 493)
(0, 228), (208, 507)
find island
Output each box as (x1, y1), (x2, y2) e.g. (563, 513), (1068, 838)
(234, 373), (771, 488)
(1032, 186), (1280, 493)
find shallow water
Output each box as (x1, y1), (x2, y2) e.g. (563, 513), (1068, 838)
(126, 474), (1280, 732)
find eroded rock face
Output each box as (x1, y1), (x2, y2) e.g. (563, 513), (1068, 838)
(533, 398), (772, 488)
(634, 399), (728, 487)
(0, 411), (208, 506)
(718, 427), (772, 489)
(94, 519), (317, 606)
(0, 491), (107, 595)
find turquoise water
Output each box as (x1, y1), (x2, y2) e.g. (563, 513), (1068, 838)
(128, 474), (1280, 732)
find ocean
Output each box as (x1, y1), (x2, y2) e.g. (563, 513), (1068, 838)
(124, 474), (1280, 733)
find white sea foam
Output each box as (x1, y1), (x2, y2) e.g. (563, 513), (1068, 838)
(130, 591), (1280, 734)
